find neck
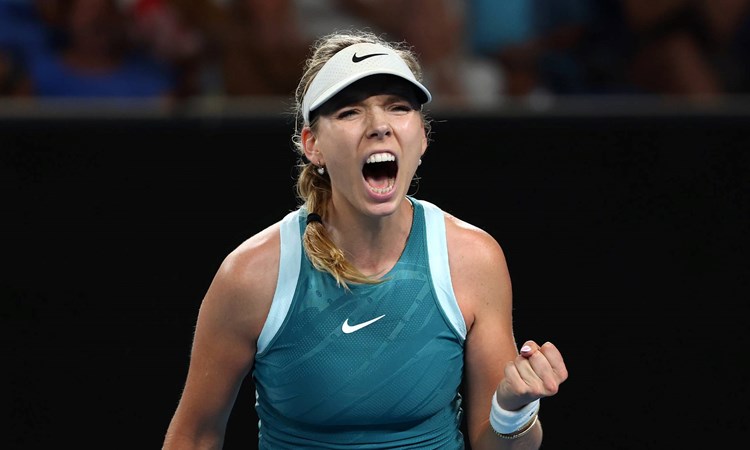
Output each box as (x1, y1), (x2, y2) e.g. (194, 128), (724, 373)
(324, 197), (414, 277)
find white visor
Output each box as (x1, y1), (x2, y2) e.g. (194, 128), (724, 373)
(302, 42), (432, 124)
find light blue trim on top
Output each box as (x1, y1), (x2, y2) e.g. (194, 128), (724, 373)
(419, 199), (467, 341)
(256, 209), (302, 355)
(256, 202), (467, 351)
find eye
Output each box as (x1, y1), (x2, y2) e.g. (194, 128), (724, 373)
(335, 108), (359, 119)
(390, 103), (415, 113)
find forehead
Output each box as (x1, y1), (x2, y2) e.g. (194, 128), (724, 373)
(317, 74), (421, 113)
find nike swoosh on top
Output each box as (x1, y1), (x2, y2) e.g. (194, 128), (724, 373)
(342, 314), (386, 334)
(352, 52), (388, 63)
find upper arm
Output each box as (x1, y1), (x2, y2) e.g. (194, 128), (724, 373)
(164, 224), (280, 447)
(445, 216), (518, 446)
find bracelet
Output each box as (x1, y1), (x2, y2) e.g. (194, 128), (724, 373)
(493, 413), (538, 440)
(489, 395), (540, 437)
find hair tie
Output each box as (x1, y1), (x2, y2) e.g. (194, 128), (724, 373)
(306, 213), (323, 225)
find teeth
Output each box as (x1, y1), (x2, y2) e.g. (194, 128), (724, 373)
(366, 153), (395, 164)
(368, 181), (395, 195)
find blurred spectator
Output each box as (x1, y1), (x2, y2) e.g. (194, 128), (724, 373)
(17, 0), (177, 99)
(0, 0), (56, 96)
(127, 0), (224, 98)
(4, 0), (748, 104)
(217, 0), (312, 98)
(128, 0), (313, 98)
(466, 0), (599, 97)
(466, 0), (750, 99)
(623, 0), (750, 96)
(0, 50), (16, 94)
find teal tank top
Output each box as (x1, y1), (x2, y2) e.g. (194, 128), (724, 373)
(253, 198), (468, 449)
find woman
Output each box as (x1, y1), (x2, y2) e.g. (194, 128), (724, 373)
(163, 30), (568, 449)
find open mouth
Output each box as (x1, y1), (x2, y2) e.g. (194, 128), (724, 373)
(363, 152), (397, 195)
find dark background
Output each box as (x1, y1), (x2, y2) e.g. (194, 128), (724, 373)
(3, 107), (748, 449)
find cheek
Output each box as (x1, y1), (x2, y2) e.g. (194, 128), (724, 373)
(318, 123), (359, 149)
(396, 124), (426, 152)
(395, 115), (425, 139)
(317, 135), (360, 175)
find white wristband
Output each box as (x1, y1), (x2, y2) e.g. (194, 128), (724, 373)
(489, 395), (540, 435)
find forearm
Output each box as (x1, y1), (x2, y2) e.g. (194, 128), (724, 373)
(162, 428), (224, 450)
(163, 413), (227, 450)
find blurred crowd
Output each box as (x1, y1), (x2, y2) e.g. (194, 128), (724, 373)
(2, 0), (750, 107)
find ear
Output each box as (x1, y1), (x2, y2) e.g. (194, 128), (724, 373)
(301, 127), (323, 165)
(420, 128), (428, 157)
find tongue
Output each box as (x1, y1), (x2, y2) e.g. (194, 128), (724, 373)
(365, 173), (392, 189)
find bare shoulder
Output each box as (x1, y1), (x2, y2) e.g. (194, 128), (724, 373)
(443, 212), (508, 270)
(442, 212), (512, 329)
(200, 221), (282, 340)
(221, 221), (281, 290)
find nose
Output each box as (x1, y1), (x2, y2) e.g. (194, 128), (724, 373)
(366, 109), (392, 139)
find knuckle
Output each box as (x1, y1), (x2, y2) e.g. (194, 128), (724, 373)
(543, 380), (559, 395)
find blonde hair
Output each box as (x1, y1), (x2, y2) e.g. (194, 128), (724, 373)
(291, 30), (430, 290)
